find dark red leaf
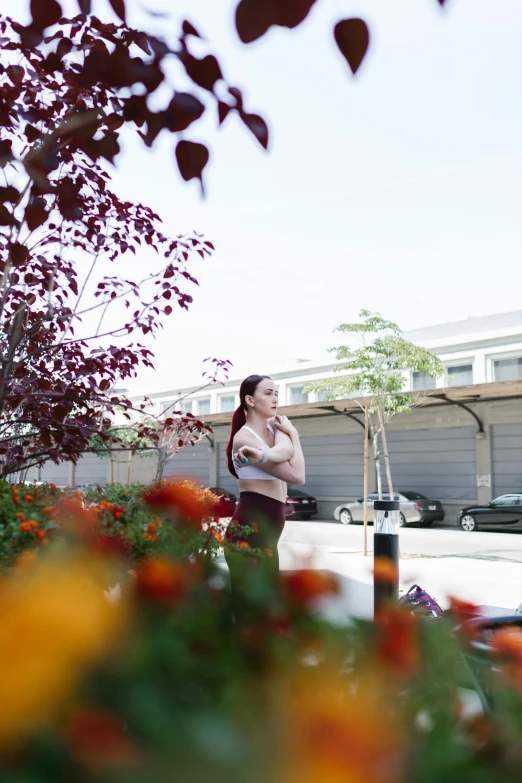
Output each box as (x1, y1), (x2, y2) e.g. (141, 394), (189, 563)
(0, 186), (20, 204)
(109, 0), (126, 23)
(25, 124), (42, 143)
(182, 20), (201, 37)
(164, 93), (205, 132)
(334, 18), (370, 75)
(218, 101), (231, 125)
(164, 305), (173, 315)
(175, 141), (209, 187)
(77, 0), (92, 13)
(25, 199), (48, 231)
(6, 65), (25, 86)
(182, 54), (222, 92)
(240, 112), (268, 149)
(235, 0), (317, 44)
(57, 37), (73, 58)
(30, 0), (63, 30)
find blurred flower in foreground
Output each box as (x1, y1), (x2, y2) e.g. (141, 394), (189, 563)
(65, 705), (138, 770)
(143, 480), (218, 527)
(0, 550), (128, 748)
(373, 557), (399, 585)
(136, 556), (201, 606)
(280, 665), (404, 783)
(283, 570), (339, 606)
(374, 606), (420, 676)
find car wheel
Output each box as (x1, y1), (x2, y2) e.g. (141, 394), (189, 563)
(398, 512), (406, 527)
(339, 508), (353, 525)
(423, 520), (433, 527)
(460, 514), (477, 532)
(300, 513), (312, 521)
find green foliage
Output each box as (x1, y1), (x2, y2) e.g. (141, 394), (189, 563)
(307, 309), (446, 416)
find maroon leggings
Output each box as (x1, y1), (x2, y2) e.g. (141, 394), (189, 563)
(225, 491), (286, 572)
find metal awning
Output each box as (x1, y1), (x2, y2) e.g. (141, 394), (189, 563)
(203, 379), (522, 428)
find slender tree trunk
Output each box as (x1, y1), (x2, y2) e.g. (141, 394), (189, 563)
(373, 427), (382, 500)
(126, 449), (133, 485)
(155, 447), (166, 484)
(363, 403), (369, 556)
(378, 404), (394, 498)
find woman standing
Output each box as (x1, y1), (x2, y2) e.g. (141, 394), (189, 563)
(225, 374), (305, 581)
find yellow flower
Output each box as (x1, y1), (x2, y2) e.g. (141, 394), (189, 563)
(0, 550), (128, 748)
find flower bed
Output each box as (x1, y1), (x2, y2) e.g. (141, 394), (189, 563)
(0, 479), (521, 781)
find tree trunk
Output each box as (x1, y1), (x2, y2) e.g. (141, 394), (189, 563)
(363, 403), (369, 556)
(378, 404), (394, 499)
(155, 447), (166, 484)
(373, 426), (382, 500)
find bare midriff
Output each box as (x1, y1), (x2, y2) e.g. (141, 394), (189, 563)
(237, 478), (287, 504)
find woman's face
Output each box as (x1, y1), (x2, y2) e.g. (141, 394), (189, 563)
(247, 378), (278, 417)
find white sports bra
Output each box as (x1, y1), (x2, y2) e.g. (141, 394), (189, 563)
(233, 423), (276, 481)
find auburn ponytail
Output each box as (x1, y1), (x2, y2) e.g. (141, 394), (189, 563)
(226, 374), (271, 478)
(226, 406), (246, 478)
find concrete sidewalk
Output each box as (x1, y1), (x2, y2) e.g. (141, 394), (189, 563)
(278, 540), (522, 622)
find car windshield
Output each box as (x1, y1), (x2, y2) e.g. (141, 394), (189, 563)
(400, 491), (428, 501)
(368, 493), (399, 501)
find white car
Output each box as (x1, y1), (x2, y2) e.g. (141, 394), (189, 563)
(334, 491), (444, 527)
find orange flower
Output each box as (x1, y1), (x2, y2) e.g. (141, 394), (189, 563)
(215, 533), (224, 544)
(15, 512), (25, 521)
(374, 605), (420, 675)
(263, 548), (273, 559)
(250, 521), (259, 534)
(283, 570), (339, 605)
(12, 496), (19, 506)
(281, 666), (404, 783)
(447, 596), (481, 634)
(20, 520), (38, 533)
(373, 557), (399, 585)
(65, 706), (137, 769)
(35, 529), (46, 541)
(136, 557), (198, 605)
(142, 523), (158, 543)
(43, 506), (56, 517)
(75, 491), (83, 501)
(0, 552), (128, 747)
(24, 495), (33, 503)
(144, 480), (216, 527)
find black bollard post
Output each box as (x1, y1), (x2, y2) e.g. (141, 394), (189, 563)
(373, 499), (400, 616)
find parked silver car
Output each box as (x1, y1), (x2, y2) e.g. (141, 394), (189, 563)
(334, 491), (445, 527)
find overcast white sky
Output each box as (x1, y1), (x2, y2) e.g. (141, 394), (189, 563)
(35, 0), (522, 394)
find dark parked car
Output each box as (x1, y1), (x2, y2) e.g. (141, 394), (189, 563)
(285, 488), (318, 521)
(209, 487), (237, 518)
(458, 494), (522, 532)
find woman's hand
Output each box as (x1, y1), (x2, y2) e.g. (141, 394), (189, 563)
(273, 414), (297, 437)
(234, 445), (263, 465)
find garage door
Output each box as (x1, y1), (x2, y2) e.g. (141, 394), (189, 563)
(299, 433), (364, 498)
(218, 443), (238, 494)
(163, 441), (210, 485)
(384, 426), (477, 500)
(492, 423), (522, 497)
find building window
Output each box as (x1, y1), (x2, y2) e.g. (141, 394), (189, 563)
(179, 400), (193, 415)
(219, 394), (236, 413)
(317, 390), (329, 402)
(289, 385), (308, 405)
(494, 357), (522, 382)
(446, 364), (473, 387)
(412, 372), (436, 391)
(197, 398), (211, 416)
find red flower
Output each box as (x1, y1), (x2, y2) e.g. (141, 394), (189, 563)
(24, 495), (33, 503)
(66, 706), (137, 769)
(136, 557), (198, 605)
(374, 605), (420, 675)
(144, 480), (215, 527)
(283, 570), (339, 605)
